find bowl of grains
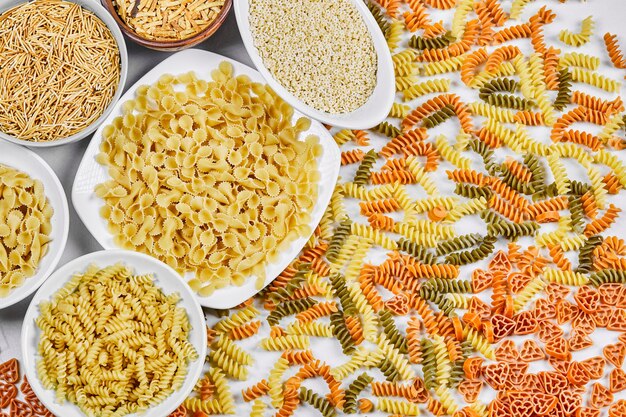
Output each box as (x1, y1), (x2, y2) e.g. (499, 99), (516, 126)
(102, 0), (231, 51)
(0, 0), (127, 147)
(234, 0), (395, 130)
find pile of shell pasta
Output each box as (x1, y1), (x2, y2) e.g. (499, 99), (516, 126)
(0, 165), (52, 297)
(163, 0), (626, 416)
(95, 62), (321, 296)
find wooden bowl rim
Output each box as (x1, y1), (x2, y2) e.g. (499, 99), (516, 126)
(100, 0), (232, 50)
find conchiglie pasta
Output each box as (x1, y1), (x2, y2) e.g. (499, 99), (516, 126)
(0, 164), (53, 297)
(95, 63), (322, 296)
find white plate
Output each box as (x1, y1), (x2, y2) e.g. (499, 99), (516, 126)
(21, 249), (207, 417)
(0, 141), (69, 309)
(72, 49), (341, 309)
(0, 0), (128, 148)
(234, 0), (395, 130)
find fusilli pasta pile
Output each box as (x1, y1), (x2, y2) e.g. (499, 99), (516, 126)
(36, 264), (198, 417)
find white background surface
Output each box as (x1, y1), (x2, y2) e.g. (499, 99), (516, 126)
(1, 0), (626, 413)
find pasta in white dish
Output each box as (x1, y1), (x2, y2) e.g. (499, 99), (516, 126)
(0, 164), (53, 297)
(95, 62), (321, 296)
(36, 264), (197, 417)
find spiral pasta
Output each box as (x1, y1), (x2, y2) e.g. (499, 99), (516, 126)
(559, 16), (594, 47)
(342, 373), (373, 413)
(450, 0), (474, 39)
(423, 56), (466, 75)
(604, 33), (626, 69)
(368, 1), (389, 34)
(340, 149), (365, 166)
(570, 67), (622, 93)
(299, 387), (334, 417)
(402, 78), (451, 101)
(409, 31), (454, 50)
(435, 135), (472, 169)
(510, 0), (532, 20)
(560, 52), (600, 71)
(377, 398), (419, 415)
(386, 19), (404, 51)
(37, 264), (198, 417)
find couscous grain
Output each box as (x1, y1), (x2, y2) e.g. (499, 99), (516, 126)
(248, 0), (377, 114)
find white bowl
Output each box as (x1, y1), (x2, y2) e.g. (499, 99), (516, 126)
(21, 249), (207, 417)
(0, 0), (128, 148)
(0, 141), (69, 309)
(234, 0), (395, 130)
(72, 49), (341, 309)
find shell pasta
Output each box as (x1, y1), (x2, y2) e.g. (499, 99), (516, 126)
(95, 62), (321, 296)
(0, 164), (53, 297)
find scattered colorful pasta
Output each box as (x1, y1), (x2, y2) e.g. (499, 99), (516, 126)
(7, 0), (621, 416)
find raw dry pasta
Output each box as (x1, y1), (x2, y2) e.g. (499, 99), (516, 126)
(0, 358), (55, 415)
(95, 62), (321, 296)
(0, 0), (120, 142)
(248, 0), (377, 114)
(150, 1), (626, 416)
(36, 264), (197, 417)
(0, 164), (53, 297)
(112, 0), (225, 41)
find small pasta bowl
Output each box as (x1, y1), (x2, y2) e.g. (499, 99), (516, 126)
(0, 141), (69, 310)
(21, 249), (207, 417)
(0, 0), (128, 148)
(100, 0), (232, 51)
(234, 0), (395, 130)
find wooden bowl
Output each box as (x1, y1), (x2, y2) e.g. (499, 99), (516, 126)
(101, 0), (232, 51)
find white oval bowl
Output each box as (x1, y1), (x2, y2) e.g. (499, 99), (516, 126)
(234, 0), (395, 130)
(0, 141), (69, 309)
(72, 49), (341, 309)
(21, 249), (207, 417)
(0, 0), (128, 148)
